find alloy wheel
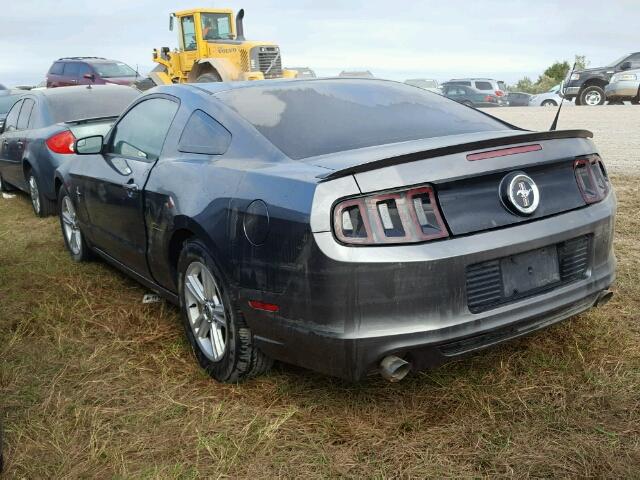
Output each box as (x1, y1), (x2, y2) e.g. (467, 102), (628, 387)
(184, 261), (228, 362)
(61, 196), (82, 255)
(29, 176), (40, 214)
(584, 90), (602, 106)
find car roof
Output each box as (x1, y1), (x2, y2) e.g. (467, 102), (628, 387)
(55, 57), (122, 64)
(447, 78), (501, 82)
(186, 77), (397, 96)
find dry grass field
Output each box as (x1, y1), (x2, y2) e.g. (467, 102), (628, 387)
(1, 106), (639, 478)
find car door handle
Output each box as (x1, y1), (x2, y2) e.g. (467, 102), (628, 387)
(17, 141), (23, 148)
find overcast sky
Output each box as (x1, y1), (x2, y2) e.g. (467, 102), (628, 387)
(1, 0), (638, 86)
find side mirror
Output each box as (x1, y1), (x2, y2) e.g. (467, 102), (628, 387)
(83, 73), (95, 80)
(620, 61), (632, 71)
(75, 135), (104, 155)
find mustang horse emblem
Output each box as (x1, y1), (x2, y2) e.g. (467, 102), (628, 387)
(516, 181), (532, 206)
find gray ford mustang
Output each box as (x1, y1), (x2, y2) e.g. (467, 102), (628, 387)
(56, 78), (616, 383)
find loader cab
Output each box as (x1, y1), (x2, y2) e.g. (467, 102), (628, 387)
(171, 9), (237, 54)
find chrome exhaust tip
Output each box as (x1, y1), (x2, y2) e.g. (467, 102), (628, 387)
(595, 290), (614, 307)
(379, 355), (411, 382)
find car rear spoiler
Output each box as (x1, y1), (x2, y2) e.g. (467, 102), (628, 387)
(63, 115), (120, 125)
(318, 129), (593, 181)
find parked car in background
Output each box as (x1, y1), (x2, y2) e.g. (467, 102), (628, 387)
(505, 92), (531, 107)
(0, 85), (139, 216)
(56, 79), (614, 383)
(529, 84), (565, 107)
(564, 52), (640, 105)
(443, 78), (507, 100)
(605, 68), (640, 104)
(46, 57), (139, 88)
(404, 79), (441, 94)
(0, 90), (24, 131)
(339, 70), (374, 78)
(288, 67), (316, 78)
(442, 84), (500, 108)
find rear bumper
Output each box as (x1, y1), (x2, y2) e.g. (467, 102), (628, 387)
(605, 81), (640, 99)
(244, 194), (616, 381)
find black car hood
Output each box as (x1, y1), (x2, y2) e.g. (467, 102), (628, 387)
(574, 67), (610, 75)
(304, 129), (593, 180)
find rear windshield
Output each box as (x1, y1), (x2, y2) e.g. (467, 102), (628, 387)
(0, 94), (21, 114)
(92, 62), (137, 78)
(217, 80), (510, 159)
(45, 87), (139, 123)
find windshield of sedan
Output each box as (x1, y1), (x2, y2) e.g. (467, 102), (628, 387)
(92, 62), (137, 78)
(217, 80), (511, 160)
(201, 13), (233, 40)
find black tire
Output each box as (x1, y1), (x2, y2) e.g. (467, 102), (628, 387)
(58, 186), (91, 262)
(541, 99), (557, 107)
(578, 85), (606, 106)
(195, 72), (222, 83)
(631, 94), (640, 105)
(27, 171), (56, 217)
(178, 239), (272, 382)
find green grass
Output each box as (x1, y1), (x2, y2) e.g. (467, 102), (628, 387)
(1, 175), (639, 478)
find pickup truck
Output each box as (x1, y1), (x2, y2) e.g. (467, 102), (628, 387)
(564, 52), (640, 105)
(605, 69), (640, 104)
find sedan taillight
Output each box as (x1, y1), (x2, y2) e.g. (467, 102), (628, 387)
(333, 185), (449, 245)
(574, 155), (609, 204)
(46, 130), (76, 154)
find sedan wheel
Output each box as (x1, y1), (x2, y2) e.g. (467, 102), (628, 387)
(178, 239), (273, 382)
(184, 261), (228, 362)
(541, 100), (557, 107)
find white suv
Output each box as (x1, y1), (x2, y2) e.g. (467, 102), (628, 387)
(442, 78), (508, 103)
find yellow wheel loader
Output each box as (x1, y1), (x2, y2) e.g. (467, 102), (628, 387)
(140, 7), (296, 89)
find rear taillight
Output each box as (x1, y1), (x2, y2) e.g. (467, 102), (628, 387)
(495, 90), (504, 97)
(333, 185), (449, 245)
(574, 155), (609, 204)
(46, 130), (76, 154)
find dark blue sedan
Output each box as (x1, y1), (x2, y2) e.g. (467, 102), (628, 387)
(0, 85), (139, 216)
(55, 79), (616, 383)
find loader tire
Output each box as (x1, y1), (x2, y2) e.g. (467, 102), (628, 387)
(196, 72), (222, 83)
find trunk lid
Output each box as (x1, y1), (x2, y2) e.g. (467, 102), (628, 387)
(313, 129), (597, 236)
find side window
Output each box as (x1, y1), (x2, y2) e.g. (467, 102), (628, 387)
(3, 100), (23, 132)
(475, 81), (493, 91)
(629, 53), (640, 67)
(77, 63), (93, 78)
(49, 62), (64, 75)
(178, 110), (232, 155)
(63, 62), (80, 77)
(109, 98), (178, 162)
(17, 99), (35, 130)
(181, 16), (196, 51)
